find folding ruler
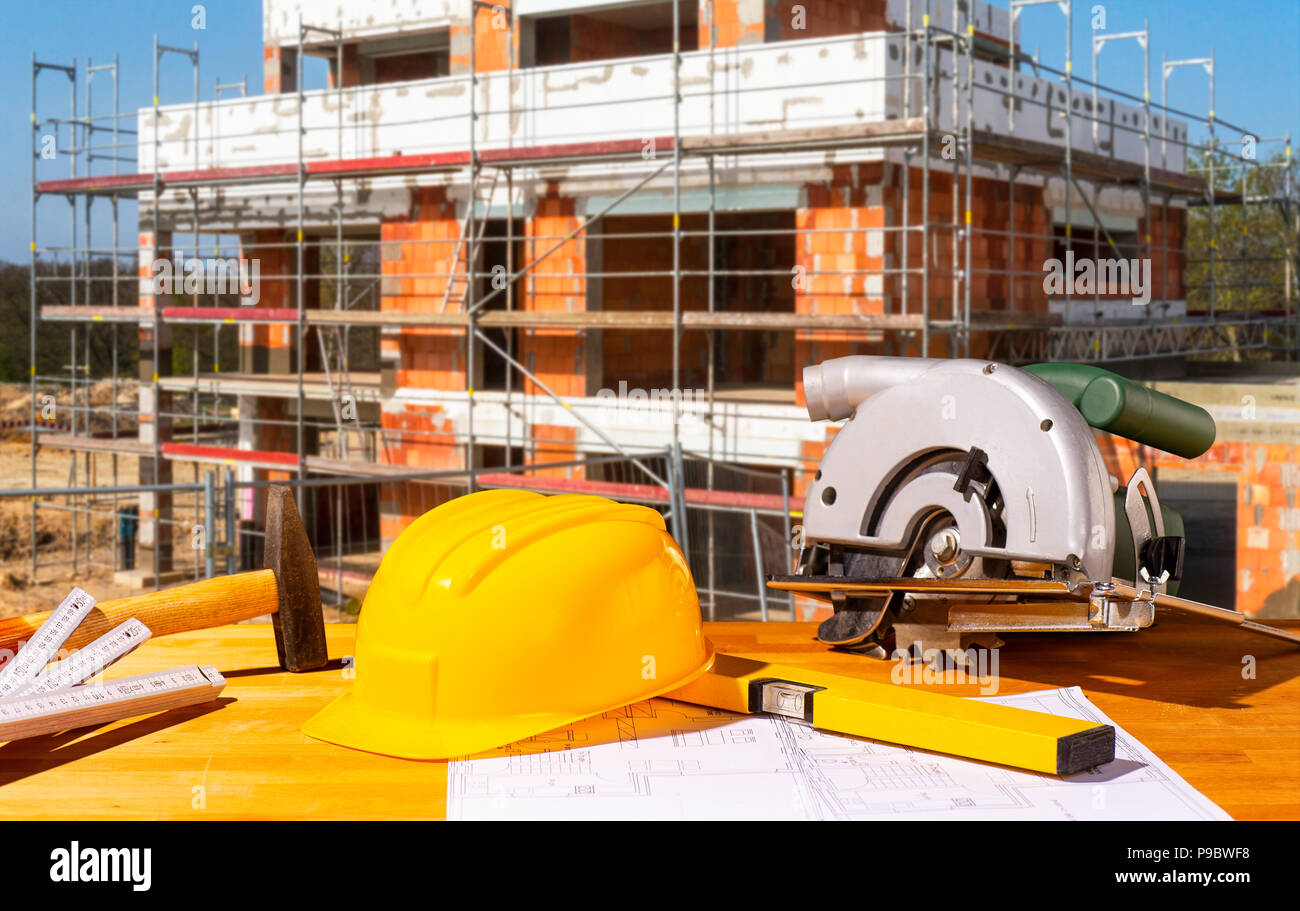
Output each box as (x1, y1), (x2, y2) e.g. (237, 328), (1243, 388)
(16, 618), (152, 697)
(0, 666), (226, 742)
(0, 588), (226, 743)
(0, 588), (97, 697)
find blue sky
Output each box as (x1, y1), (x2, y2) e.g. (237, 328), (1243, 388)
(0, 0), (1295, 263)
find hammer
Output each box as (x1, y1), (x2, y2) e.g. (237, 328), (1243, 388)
(0, 486), (328, 672)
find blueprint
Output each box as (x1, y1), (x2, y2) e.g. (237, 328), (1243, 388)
(445, 686), (1230, 821)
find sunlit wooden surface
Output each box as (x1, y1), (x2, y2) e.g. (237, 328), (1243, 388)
(1, 613), (1295, 820)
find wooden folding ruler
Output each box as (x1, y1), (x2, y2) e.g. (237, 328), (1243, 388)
(0, 666), (226, 742)
(0, 588), (225, 742)
(0, 588), (97, 697)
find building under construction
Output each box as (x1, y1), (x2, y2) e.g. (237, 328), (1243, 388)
(22, 0), (1300, 620)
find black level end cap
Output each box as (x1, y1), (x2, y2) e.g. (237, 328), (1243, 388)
(1057, 724), (1116, 775)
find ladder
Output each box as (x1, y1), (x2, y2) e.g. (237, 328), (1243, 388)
(438, 167), (501, 313)
(317, 323), (360, 459)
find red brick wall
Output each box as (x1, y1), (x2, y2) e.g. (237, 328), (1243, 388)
(702, 0), (765, 47)
(528, 424), (580, 477)
(704, 0), (887, 48)
(1144, 201), (1186, 303)
(241, 229), (293, 370)
(378, 185), (469, 536)
(570, 14), (644, 62)
(1142, 439), (1299, 617)
(263, 46), (291, 93)
(381, 187), (466, 391)
(517, 192), (593, 482)
(521, 193), (588, 397)
(1083, 430), (1300, 617)
(373, 51), (440, 84)
(597, 214), (709, 391)
(452, 0), (515, 73)
(328, 45), (362, 88)
(775, 0), (886, 40)
(794, 163), (891, 400)
(1233, 445), (1300, 616)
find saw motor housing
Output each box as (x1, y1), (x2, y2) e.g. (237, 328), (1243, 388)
(790, 357), (1216, 657)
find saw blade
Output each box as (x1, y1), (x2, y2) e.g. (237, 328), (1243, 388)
(768, 575), (1081, 599)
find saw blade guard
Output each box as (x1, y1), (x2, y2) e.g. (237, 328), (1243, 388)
(800, 356), (1115, 582)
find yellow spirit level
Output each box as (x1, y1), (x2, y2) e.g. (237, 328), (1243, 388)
(669, 653), (1115, 775)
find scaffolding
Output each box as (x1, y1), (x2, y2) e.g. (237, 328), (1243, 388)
(20, 0), (1300, 618)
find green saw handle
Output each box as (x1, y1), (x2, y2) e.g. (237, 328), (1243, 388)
(1024, 363), (1216, 459)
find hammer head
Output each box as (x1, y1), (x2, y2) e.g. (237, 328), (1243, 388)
(263, 486), (329, 672)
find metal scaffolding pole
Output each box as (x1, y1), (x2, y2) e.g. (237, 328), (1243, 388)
(151, 36), (198, 589)
(670, 0), (687, 552)
(1012, 0), (1073, 327)
(1164, 53), (1216, 316)
(296, 19), (306, 502)
(296, 21), (343, 507)
(921, 3), (932, 355)
(30, 57), (76, 583)
(467, 4), (478, 490)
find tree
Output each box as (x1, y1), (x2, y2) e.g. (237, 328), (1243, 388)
(1185, 147), (1300, 315)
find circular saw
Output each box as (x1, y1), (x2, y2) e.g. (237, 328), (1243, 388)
(772, 356), (1300, 659)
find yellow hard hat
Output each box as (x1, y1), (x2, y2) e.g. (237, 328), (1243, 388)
(302, 488), (715, 759)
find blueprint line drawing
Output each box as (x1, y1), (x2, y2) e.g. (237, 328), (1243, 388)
(445, 686), (1230, 821)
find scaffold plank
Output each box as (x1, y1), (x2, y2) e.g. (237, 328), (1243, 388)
(161, 443), (298, 468)
(309, 310), (929, 330)
(681, 118), (926, 152)
(40, 306), (152, 322)
(969, 129), (1206, 195)
(37, 434), (150, 456)
(476, 472), (803, 512)
(161, 306), (299, 323)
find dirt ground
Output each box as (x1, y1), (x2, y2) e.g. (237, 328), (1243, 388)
(0, 439), (139, 616)
(0, 381), (362, 621)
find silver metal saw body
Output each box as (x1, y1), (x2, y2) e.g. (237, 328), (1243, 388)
(801, 356), (1115, 584)
(781, 356), (1300, 659)
(792, 356), (1126, 657)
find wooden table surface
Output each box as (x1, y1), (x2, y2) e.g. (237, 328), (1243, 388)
(1, 614), (1297, 820)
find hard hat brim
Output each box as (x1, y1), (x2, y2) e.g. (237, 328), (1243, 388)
(302, 638), (716, 760)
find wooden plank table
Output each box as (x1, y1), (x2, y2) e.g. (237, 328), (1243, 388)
(0, 613), (1296, 820)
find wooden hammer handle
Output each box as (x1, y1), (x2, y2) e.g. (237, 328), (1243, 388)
(0, 569), (280, 654)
